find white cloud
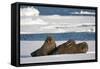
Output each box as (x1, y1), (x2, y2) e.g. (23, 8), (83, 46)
(71, 10), (95, 15)
(21, 18), (48, 25)
(20, 7), (40, 16)
(80, 10), (95, 14)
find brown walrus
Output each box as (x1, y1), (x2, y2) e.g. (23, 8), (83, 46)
(76, 42), (88, 53)
(51, 40), (76, 54)
(51, 40), (88, 54)
(31, 36), (56, 57)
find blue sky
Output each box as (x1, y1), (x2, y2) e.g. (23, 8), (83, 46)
(20, 5), (96, 16)
(35, 6), (95, 16)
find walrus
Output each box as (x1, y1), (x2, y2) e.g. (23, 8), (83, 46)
(51, 40), (88, 54)
(76, 42), (88, 53)
(51, 40), (76, 54)
(31, 36), (56, 57)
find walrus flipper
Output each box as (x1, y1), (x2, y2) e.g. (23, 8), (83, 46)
(31, 49), (40, 57)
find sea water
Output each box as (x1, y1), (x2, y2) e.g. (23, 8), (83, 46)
(20, 32), (95, 41)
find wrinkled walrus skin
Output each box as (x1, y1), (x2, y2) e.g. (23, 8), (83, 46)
(51, 40), (88, 54)
(31, 36), (56, 57)
(51, 40), (76, 54)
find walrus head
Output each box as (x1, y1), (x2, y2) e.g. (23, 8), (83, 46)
(76, 42), (88, 53)
(45, 36), (54, 44)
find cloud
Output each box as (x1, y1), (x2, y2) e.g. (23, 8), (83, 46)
(71, 10), (95, 15)
(21, 18), (48, 25)
(20, 7), (40, 16)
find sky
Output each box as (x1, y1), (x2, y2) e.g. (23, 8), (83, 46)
(20, 5), (95, 34)
(20, 5), (96, 16)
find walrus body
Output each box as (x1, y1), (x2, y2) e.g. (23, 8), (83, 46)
(31, 36), (56, 57)
(52, 40), (88, 54)
(52, 40), (77, 54)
